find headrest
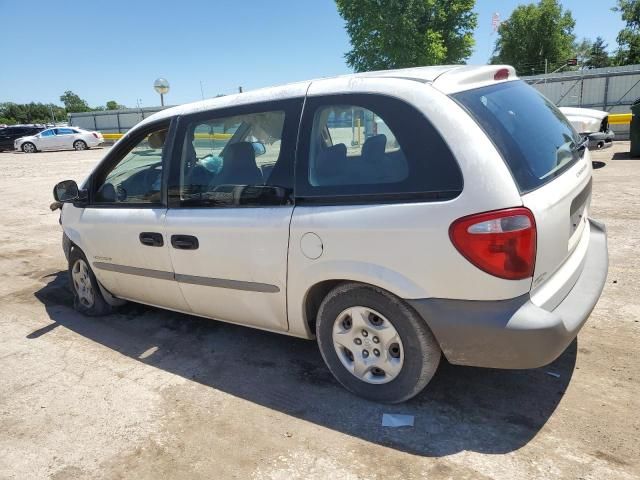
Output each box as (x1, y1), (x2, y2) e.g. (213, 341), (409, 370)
(224, 142), (256, 167)
(362, 134), (387, 158)
(148, 130), (167, 149)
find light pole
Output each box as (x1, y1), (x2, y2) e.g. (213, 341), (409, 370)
(154, 78), (170, 106)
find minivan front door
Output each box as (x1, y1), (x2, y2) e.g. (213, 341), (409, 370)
(75, 120), (189, 312)
(164, 99), (303, 332)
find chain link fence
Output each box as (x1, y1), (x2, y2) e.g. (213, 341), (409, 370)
(523, 64), (640, 139)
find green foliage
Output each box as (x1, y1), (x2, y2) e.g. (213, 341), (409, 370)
(584, 37), (611, 69)
(490, 0), (576, 75)
(60, 90), (91, 113)
(0, 102), (66, 125)
(0, 91), (121, 125)
(335, 0), (477, 72)
(106, 100), (126, 110)
(613, 0), (640, 65)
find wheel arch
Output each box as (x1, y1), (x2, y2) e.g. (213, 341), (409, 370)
(301, 277), (433, 340)
(290, 260), (431, 339)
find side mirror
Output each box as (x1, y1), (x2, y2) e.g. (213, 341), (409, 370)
(53, 180), (80, 203)
(251, 141), (266, 157)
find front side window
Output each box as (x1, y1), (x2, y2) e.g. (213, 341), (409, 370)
(177, 110), (290, 207)
(40, 129), (55, 137)
(298, 94), (463, 201)
(93, 125), (168, 204)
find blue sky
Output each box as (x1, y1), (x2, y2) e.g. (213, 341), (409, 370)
(0, 0), (625, 108)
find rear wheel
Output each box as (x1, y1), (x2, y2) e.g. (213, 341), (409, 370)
(21, 142), (36, 153)
(68, 247), (112, 316)
(316, 283), (441, 403)
(73, 140), (87, 151)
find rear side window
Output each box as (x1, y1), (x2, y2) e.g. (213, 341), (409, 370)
(297, 94), (462, 202)
(309, 105), (407, 186)
(453, 81), (583, 193)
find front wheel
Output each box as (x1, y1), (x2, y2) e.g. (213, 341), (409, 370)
(21, 142), (36, 153)
(68, 247), (112, 316)
(316, 283), (441, 403)
(73, 140), (87, 151)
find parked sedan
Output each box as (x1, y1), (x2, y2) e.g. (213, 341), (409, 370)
(15, 127), (103, 153)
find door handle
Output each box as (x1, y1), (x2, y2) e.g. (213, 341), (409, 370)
(171, 235), (199, 250)
(139, 232), (164, 247)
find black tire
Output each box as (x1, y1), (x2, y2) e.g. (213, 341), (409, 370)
(21, 142), (36, 153)
(316, 282), (441, 403)
(73, 140), (87, 151)
(68, 247), (112, 316)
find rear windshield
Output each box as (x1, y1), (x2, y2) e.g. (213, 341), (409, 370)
(453, 81), (583, 193)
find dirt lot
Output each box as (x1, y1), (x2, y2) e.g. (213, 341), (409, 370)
(0, 144), (638, 479)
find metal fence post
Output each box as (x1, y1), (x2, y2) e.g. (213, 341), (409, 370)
(604, 75), (610, 110)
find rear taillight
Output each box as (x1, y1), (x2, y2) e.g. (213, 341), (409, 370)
(494, 68), (510, 81)
(449, 208), (536, 280)
(92, 132), (99, 138)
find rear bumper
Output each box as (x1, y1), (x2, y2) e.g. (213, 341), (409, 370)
(409, 219), (608, 369)
(586, 130), (615, 149)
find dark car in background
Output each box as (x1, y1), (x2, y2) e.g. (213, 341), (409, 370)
(0, 125), (45, 151)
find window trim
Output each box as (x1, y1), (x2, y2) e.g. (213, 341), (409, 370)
(295, 93), (463, 206)
(86, 117), (175, 209)
(167, 98), (303, 209)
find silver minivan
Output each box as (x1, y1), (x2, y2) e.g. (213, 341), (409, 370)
(53, 65), (608, 403)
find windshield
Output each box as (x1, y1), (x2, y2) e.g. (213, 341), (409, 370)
(453, 80), (583, 193)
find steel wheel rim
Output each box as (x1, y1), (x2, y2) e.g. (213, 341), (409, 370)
(72, 259), (94, 308)
(23, 143), (34, 153)
(332, 306), (404, 384)
(74, 141), (86, 150)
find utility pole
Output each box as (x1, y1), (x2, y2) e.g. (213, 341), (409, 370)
(544, 58), (548, 86)
(200, 80), (205, 100)
(238, 86), (243, 93)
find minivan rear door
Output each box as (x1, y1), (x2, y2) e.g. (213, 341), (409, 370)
(453, 80), (593, 301)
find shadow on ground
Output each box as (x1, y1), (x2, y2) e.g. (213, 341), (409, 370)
(611, 150), (640, 160)
(31, 271), (576, 457)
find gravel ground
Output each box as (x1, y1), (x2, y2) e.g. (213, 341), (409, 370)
(0, 144), (637, 479)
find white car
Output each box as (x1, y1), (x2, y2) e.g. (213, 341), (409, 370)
(15, 127), (103, 153)
(559, 107), (615, 149)
(52, 65), (608, 403)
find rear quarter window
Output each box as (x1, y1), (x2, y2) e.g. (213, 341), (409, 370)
(297, 93), (463, 203)
(453, 81), (584, 193)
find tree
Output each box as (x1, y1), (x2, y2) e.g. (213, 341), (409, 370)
(0, 102), (66, 124)
(491, 0), (576, 75)
(613, 0), (640, 65)
(575, 38), (592, 68)
(59, 91), (91, 113)
(335, 0), (477, 72)
(106, 100), (125, 110)
(584, 37), (611, 68)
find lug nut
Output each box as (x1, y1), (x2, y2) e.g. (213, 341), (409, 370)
(362, 350), (369, 358)
(373, 348), (380, 356)
(362, 330), (368, 337)
(372, 336), (379, 344)
(354, 338), (362, 345)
